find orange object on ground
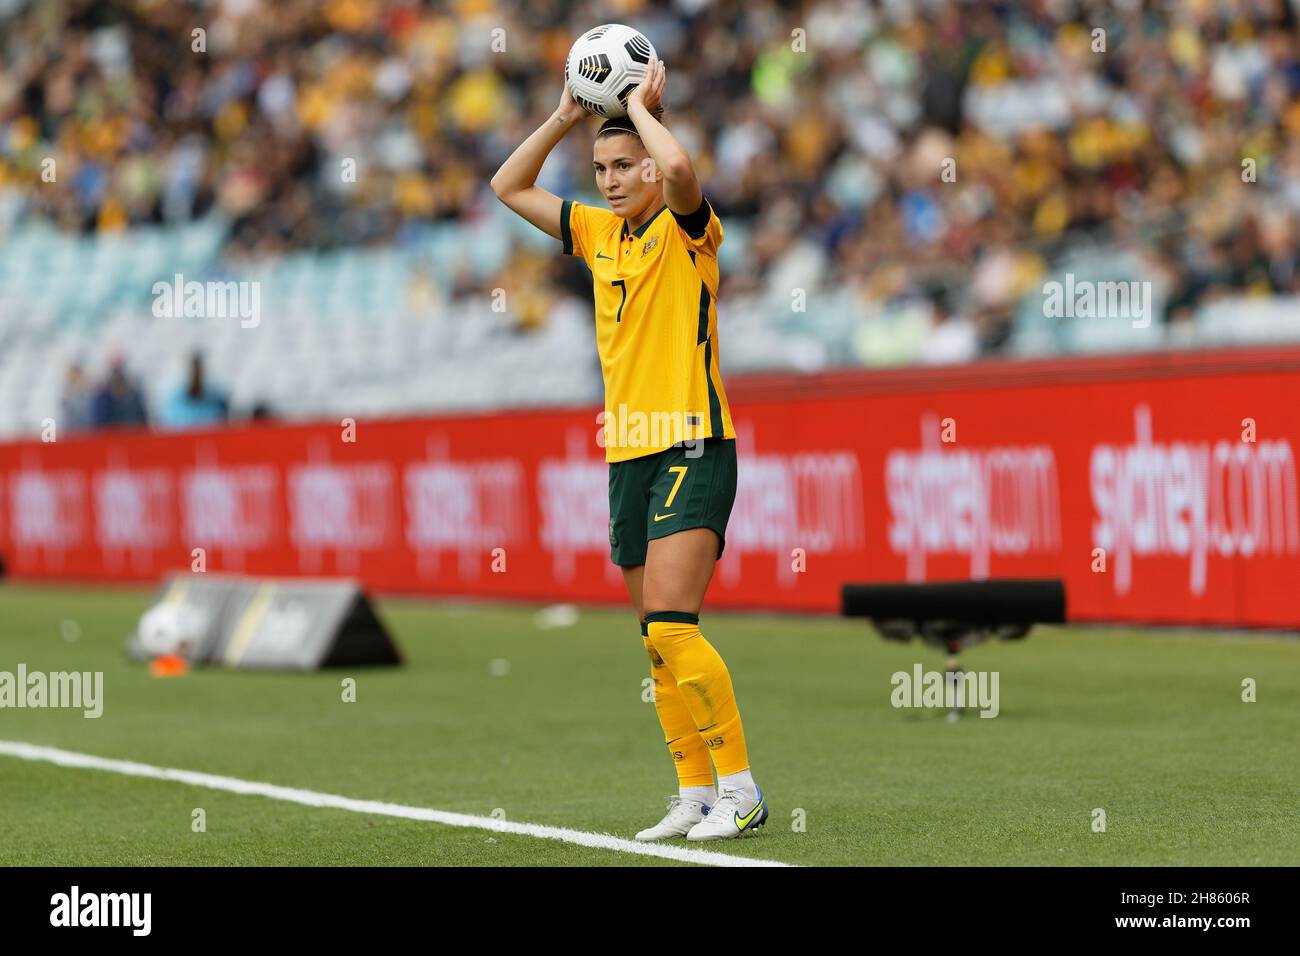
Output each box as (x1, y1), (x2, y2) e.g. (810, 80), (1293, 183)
(149, 655), (190, 678)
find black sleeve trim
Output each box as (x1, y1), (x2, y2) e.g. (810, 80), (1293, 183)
(560, 199), (574, 255)
(672, 196), (712, 240)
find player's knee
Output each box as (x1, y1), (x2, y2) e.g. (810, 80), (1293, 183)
(641, 588), (700, 617)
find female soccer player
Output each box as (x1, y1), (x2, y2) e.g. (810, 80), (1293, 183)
(490, 57), (766, 841)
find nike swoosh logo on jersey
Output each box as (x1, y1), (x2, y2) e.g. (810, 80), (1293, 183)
(596, 252), (612, 260)
(654, 512), (676, 522)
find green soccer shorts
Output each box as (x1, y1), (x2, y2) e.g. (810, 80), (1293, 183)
(607, 437), (738, 567)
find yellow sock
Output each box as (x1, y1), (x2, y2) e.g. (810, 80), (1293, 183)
(641, 622), (714, 787)
(645, 612), (750, 776)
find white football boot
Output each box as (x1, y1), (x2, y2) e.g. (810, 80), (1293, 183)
(685, 785), (767, 841)
(635, 795), (711, 841)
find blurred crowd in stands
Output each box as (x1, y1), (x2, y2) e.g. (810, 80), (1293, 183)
(60, 351), (229, 431)
(3, 0), (1299, 373)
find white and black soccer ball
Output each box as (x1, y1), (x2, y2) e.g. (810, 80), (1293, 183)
(564, 23), (657, 118)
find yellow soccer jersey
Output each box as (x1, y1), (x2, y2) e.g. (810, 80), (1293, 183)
(561, 196), (736, 463)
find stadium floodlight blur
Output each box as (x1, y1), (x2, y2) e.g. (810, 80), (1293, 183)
(0, 0), (1298, 439)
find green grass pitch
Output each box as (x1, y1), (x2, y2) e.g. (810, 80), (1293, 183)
(1, 583), (1296, 866)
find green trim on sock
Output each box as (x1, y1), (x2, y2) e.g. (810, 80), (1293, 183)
(640, 620), (649, 637)
(643, 611), (700, 626)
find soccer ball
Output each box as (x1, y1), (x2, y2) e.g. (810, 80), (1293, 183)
(564, 23), (657, 118)
(137, 601), (209, 656)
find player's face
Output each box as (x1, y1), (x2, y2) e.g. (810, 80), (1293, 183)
(592, 134), (661, 219)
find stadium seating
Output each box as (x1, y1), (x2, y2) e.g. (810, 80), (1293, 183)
(3, 0), (1299, 436)
(2, 207), (1299, 438)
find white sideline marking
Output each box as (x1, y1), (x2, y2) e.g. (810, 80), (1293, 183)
(0, 741), (789, 867)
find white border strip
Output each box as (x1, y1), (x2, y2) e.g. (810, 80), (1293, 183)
(0, 741), (789, 868)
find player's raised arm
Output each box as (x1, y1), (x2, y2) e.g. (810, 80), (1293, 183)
(624, 56), (702, 216)
(489, 85), (587, 240)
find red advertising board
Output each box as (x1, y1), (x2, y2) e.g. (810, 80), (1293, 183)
(3, 347), (1299, 627)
